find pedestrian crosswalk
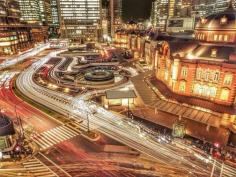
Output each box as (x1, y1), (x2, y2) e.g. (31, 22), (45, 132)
(23, 158), (58, 177)
(31, 124), (80, 150)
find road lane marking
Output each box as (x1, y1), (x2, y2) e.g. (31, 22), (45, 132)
(31, 125), (80, 150)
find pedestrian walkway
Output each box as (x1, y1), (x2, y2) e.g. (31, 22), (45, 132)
(31, 125), (80, 150)
(131, 71), (158, 106)
(23, 158), (58, 177)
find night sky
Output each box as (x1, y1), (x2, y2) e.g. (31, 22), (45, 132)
(122, 0), (154, 22)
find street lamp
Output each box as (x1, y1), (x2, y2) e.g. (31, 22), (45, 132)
(0, 152), (2, 160)
(64, 88), (70, 93)
(15, 101), (24, 138)
(86, 112), (90, 132)
(127, 98), (130, 118)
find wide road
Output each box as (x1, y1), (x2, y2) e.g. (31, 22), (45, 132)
(15, 50), (225, 177)
(0, 74), (155, 177)
(0, 51), (161, 177)
(0, 43), (49, 70)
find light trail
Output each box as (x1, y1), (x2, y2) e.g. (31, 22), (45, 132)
(16, 50), (236, 177)
(0, 43), (49, 70)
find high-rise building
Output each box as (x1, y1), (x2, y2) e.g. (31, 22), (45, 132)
(58, 0), (102, 42)
(107, 0), (122, 36)
(0, 0), (33, 55)
(151, 0), (169, 31)
(214, 0), (236, 13)
(180, 0), (192, 17)
(19, 0), (52, 25)
(39, 0), (52, 25)
(151, 0), (183, 31)
(50, 0), (59, 26)
(112, 0), (122, 32)
(191, 0), (216, 17)
(101, 0), (122, 39)
(19, 0), (41, 24)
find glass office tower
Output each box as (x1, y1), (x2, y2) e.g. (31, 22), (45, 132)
(50, 0), (59, 26)
(215, 0), (236, 13)
(58, 0), (101, 42)
(18, 0), (41, 24)
(0, 0), (33, 55)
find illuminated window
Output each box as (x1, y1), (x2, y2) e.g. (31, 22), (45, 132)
(223, 74), (233, 86)
(201, 70), (206, 80)
(224, 35), (228, 42)
(220, 89), (230, 101)
(211, 49), (217, 57)
(205, 71), (210, 81)
(201, 18), (207, 24)
(208, 71), (213, 81)
(196, 68), (202, 80)
(220, 16), (227, 25)
(219, 35), (223, 41)
(164, 69), (168, 81)
(193, 84), (200, 95)
(214, 34), (218, 41)
(181, 67), (188, 78)
(194, 84), (217, 98)
(200, 34), (203, 40)
(209, 87), (217, 98)
(202, 34), (205, 40)
(213, 71), (220, 82)
(179, 81), (186, 92)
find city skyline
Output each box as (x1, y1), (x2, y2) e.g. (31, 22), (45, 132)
(0, 0), (236, 176)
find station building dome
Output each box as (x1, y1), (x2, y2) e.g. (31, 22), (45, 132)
(195, 2), (236, 44)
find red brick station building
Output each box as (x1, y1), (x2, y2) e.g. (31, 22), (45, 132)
(115, 5), (236, 147)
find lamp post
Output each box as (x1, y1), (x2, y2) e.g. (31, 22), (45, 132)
(0, 151), (2, 159)
(127, 98), (130, 118)
(0, 108), (4, 118)
(86, 112), (90, 132)
(15, 101), (25, 138)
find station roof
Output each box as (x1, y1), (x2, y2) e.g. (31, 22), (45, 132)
(105, 90), (137, 99)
